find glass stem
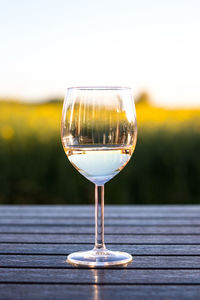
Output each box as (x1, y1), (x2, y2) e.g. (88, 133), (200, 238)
(94, 185), (106, 250)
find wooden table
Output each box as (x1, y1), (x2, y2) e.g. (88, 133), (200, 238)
(0, 205), (200, 299)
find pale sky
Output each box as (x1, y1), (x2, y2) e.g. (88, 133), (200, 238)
(0, 0), (200, 107)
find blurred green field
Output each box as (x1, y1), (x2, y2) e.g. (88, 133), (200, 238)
(0, 97), (200, 205)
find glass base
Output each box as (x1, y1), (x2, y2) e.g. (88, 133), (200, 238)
(67, 248), (132, 267)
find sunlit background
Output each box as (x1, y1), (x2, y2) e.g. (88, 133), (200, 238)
(0, 0), (200, 205)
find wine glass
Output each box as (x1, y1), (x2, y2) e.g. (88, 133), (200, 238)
(61, 86), (137, 267)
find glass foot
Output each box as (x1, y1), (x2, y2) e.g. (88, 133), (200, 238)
(67, 248), (132, 267)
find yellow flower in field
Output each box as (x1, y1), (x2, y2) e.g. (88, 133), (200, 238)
(1, 125), (14, 139)
(0, 100), (199, 140)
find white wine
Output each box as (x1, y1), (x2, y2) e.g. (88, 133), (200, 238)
(65, 147), (133, 185)
(61, 87), (137, 267)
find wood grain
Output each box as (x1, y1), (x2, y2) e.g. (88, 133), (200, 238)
(1, 217), (200, 225)
(0, 233), (200, 244)
(0, 255), (200, 268)
(1, 205), (200, 299)
(0, 243), (200, 255)
(0, 225), (199, 234)
(1, 269), (200, 284)
(0, 285), (200, 300)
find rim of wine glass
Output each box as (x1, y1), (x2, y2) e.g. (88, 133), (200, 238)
(67, 86), (132, 91)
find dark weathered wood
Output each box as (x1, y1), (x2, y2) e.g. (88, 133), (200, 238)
(0, 243), (199, 255)
(0, 285), (200, 300)
(1, 269), (200, 284)
(0, 233), (200, 244)
(0, 225), (199, 234)
(0, 255), (200, 269)
(1, 211), (200, 217)
(1, 205), (200, 211)
(1, 217), (200, 225)
(1, 205), (200, 300)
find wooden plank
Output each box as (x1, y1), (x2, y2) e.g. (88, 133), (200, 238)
(1, 269), (200, 284)
(0, 233), (200, 244)
(0, 225), (199, 234)
(1, 218), (200, 225)
(0, 244), (199, 255)
(1, 206), (199, 221)
(2, 213), (200, 218)
(1, 210), (200, 217)
(0, 255), (200, 269)
(0, 285), (200, 300)
(1, 205), (200, 212)
(0, 215), (199, 220)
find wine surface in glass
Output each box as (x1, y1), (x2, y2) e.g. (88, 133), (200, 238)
(64, 146), (133, 185)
